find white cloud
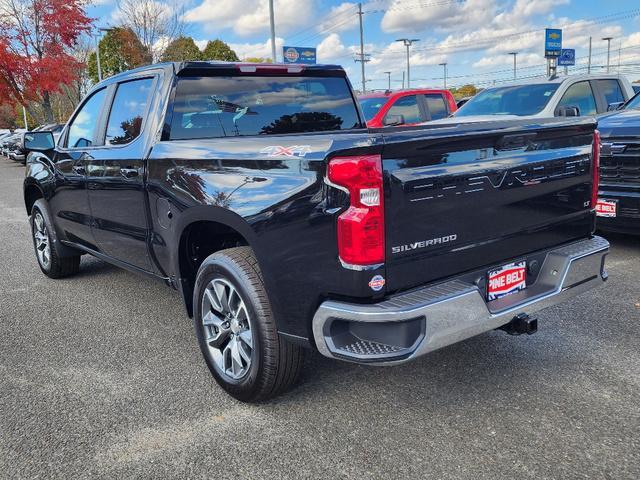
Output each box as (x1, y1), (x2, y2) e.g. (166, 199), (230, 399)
(317, 33), (358, 62)
(227, 37), (284, 60)
(473, 52), (544, 69)
(318, 3), (359, 34)
(381, 0), (497, 34)
(183, 0), (313, 37)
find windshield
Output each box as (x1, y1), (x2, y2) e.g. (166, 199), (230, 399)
(625, 92), (640, 110)
(358, 97), (387, 121)
(456, 83), (560, 117)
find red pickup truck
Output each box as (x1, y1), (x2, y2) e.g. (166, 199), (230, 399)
(358, 89), (457, 127)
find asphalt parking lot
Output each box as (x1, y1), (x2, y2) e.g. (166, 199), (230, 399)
(1, 157), (639, 479)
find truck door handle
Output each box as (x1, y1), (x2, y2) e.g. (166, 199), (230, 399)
(72, 165), (85, 175)
(120, 167), (139, 178)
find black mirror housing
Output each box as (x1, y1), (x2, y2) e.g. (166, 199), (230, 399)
(556, 106), (580, 117)
(22, 131), (55, 152)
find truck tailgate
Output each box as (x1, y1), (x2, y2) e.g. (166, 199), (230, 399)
(380, 119), (597, 292)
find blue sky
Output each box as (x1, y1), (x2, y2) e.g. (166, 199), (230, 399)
(89, 0), (640, 91)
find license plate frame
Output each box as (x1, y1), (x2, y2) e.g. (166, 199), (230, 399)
(487, 261), (527, 301)
(596, 198), (617, 218)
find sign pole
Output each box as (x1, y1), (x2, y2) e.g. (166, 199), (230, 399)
(269, 0), (277, 62)
(588, 37), (592, 74)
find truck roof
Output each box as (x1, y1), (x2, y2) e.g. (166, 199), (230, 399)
(102, 61), (346, 83)
(486, 73), (630, 89)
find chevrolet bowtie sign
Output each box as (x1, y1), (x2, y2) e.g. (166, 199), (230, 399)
(545, 28), (563, 58)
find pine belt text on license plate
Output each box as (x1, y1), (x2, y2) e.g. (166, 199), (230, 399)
(596, 199), (617, 218)
(487, 261), (527, 301)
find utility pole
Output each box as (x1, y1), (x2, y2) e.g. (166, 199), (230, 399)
(401, 71), (405, 89)
(439, 62), (447, 89)
(357, 3), (366, 93)
(602, 36), (613, 73)
(508, 52), (517, 80)
(22, 106), (28, 130)
(384, 71), (391, 90)
(587, 37), (592, 73)
(269, 0), (277, 62)
(395, 38), (419, 88)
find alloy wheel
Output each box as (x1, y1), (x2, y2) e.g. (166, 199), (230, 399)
(201, 278), (253, 380)
(33, 212), (51, 269)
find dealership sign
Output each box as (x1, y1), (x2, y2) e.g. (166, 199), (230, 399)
(558, 48), (575, 66)
(282, 46), (317, 64)
(545, 28), (562, 58)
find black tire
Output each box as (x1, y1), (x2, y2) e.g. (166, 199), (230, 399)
(193, 246), (304, 402)
(30, 199), (81, 278)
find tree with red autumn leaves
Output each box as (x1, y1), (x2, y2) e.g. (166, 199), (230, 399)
(0, 0), (93, 123)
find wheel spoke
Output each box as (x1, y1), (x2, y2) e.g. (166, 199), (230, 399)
(204, 286), (223, 313)
(238, 328), (252, 348)
(213, 281), (230, 313)
(237, 339), (251, 363)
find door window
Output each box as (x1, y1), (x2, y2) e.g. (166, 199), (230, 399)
(557, 81), (597, 116)
(595, 79), (625, 106)
(425, 94), (448, 120)
(385, 95), (422, 124)
(66, 88), (107, 148)
(105, 78), (154, 145)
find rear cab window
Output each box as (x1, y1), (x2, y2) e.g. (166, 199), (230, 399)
(168, 74), (362, 140)
(595, 79), (625, 107)
(105, 78), (154, 145)
(425, 94), (448, 120)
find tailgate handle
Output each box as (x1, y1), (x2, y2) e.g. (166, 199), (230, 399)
(496, 133), (537, 151)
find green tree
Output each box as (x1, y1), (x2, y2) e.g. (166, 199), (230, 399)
(161, 36), (202, 62)
(244, 57), (272, 63)
(88, 27), (151, 84)
(451, 84), (478, 100)
(201, 39), (239, 62)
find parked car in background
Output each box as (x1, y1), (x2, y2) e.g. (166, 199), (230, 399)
(1, 133), (21, 158)
(595, 91), (640, 235)
(358, 89), (457, 127)
(8, 124), (65, 164)
(456, 96), (473, 108)
(446, 74), (635, 122)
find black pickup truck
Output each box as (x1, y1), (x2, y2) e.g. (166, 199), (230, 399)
(21, 62), (608, 402)
(595, 92), (640, 234)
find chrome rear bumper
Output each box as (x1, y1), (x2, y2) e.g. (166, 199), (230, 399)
(312, 236), (609, 365)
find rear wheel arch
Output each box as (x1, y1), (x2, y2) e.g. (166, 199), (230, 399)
(175, 212), (259, 317)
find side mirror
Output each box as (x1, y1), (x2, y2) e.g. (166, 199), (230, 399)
(556, 106), (580, 117)
(607, 101), (625, 111)
(383, 114), (405, 126)
(22, 131), (55, 152)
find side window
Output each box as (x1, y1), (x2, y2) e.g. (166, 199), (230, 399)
(595, 79), (625, 106)
(425, 94), (448, 120)
(66, 88), (107, 148)
(105, 78), (154, 145)
(385, 95), (422, 123)
(557, 81), (597, 116)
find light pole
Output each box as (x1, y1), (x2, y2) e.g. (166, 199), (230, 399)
(384, 71), (391, 90)
(439, 62), (447, 89)
(508, 52), (517, 80)
(94, 27), (112, 82)
(395, 38), (419, 88)
(602, 37), (613, 73)
(269, 0), (277, 62)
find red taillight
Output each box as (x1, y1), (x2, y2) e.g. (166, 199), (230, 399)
(591, 130), (600, 208)
(328, 155), (384, 266)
